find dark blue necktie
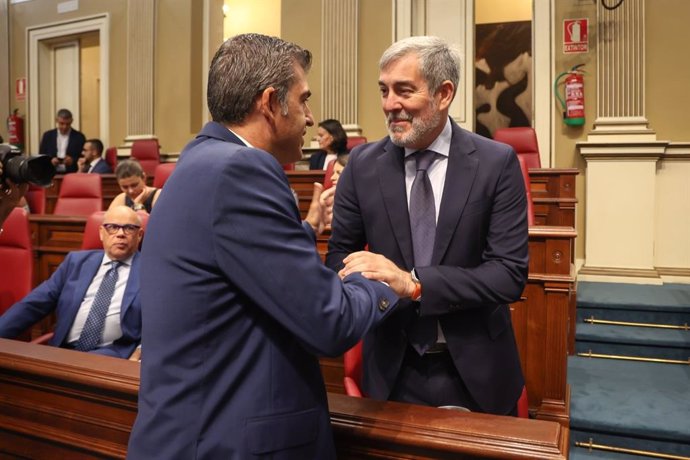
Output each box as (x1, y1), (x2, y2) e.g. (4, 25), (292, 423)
(75, 261), (121, 352)
(408, 150), (438, 355)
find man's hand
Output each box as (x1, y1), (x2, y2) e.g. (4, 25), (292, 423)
(304, 182), (325, 235)
(77, 157), (87, 171)
(319, 186), (336, 229)
(63, 156), (73, 166)
(51, 157), (60, 166)
(339, 251), (416, 298)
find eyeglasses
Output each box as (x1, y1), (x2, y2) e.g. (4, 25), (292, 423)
(102, 223), (141, 235)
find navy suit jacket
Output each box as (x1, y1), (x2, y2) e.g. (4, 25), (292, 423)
(39, 128), (86, 173)
(127, 121), (399, 459)
(326, 119), (529, 415)
(309, 150), (327, 169)
(0, 250), (142, 359)
(88, 158), (113, 174)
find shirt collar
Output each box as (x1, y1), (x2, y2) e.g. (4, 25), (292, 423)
(101, 252), (135, 268)
(228, 127), (254, 148)
(404, 117), (452, 159)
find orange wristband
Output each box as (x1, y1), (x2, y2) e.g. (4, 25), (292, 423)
(411, 280), (422, 301)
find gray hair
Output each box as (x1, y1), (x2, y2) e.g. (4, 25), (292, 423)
(379, 36), (461, 100)
(207, 33), (312, 124)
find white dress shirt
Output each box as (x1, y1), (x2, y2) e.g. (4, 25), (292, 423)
(66, 254), (134, 347)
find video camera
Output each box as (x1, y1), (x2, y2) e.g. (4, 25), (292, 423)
(0, 144), (56, 187)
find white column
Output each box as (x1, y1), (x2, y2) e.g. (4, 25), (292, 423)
(321, 0), (360, 134)
(124, 0), (156, 147)
(591, 0), (652, 137)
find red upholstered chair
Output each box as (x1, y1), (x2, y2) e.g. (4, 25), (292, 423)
(323, 159), (336, 190)
(343, 341), (364, 397)
(105, 146), (118, 172)
(25, 183), (46, 214)
(53, 173), (103, 216)
(517, 155), (535, 226)
(346, 136), (367, 152)
(130, 139), (161, 176)
(0, 208), (32, 316)
(493, 127), (541, 169)
(152, 162), (176, 188)
(282, 163), (295, 171)
(81, 211), (107, 250)
(342, 340), (529, 418)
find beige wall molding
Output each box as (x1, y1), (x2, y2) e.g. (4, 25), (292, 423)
(578, 139), (690, 285)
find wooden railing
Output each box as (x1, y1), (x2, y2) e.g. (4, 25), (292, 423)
(26, 169), (577, 426)
(41, 168), (577, 225)
(0, 339), (569, 459)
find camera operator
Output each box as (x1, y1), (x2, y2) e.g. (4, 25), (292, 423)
(0, 167), (29, 230)
(0, 144), (56, 227)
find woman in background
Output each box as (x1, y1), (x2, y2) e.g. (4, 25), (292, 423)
(309, 119), (348, 170)
(109, 159), (160, 213)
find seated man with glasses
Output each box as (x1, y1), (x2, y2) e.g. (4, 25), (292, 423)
(0, 206), (143, 359)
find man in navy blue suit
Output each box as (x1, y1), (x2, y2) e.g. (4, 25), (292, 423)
(77, 138), (113, 174)
(38, 108), (86, 173)
(326, 36), (529, 416)
(127, 34), (409, 460)
(0, 206), (143, 359)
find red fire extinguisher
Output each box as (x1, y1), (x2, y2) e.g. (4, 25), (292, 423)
(554, 64), (585, 127)
(7, 109), (25, 152)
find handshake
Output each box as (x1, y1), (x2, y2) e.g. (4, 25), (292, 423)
(302, 182), (418, 300)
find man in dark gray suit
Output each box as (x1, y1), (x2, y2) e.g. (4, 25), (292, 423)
(326, 36), (529, 416)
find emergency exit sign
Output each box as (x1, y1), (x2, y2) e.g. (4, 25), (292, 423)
(564, 18), (588, 54)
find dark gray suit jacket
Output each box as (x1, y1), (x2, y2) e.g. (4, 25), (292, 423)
(326, 119), (529, 415)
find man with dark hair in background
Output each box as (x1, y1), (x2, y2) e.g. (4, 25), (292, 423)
(128, 34), (411, 459)
(78, 138), (112, 174)
(39, 108), (86, 173)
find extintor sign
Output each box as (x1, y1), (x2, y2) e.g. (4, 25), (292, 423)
(15, 78), (26, 101)
(563, 18), (588, 54)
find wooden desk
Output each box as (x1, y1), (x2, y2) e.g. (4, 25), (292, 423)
(0, 339), (569, 459)
(528, 168), (578, 227)
(27, 216), (575, 426)
(29, 167), (577, 426)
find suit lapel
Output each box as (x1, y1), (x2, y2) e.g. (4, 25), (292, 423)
(121, 252), (140, 319)
(433, 123), (479, 264)
(377, 143), (415, 268)
(54, 252), (102, 345)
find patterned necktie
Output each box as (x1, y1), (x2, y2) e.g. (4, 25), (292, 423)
(408, 150), (438, 355)
(75, 261), (121, 352)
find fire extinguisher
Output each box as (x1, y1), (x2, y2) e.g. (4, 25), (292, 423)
(554, 64), (585, 127)
(7, 109), (25, 152)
